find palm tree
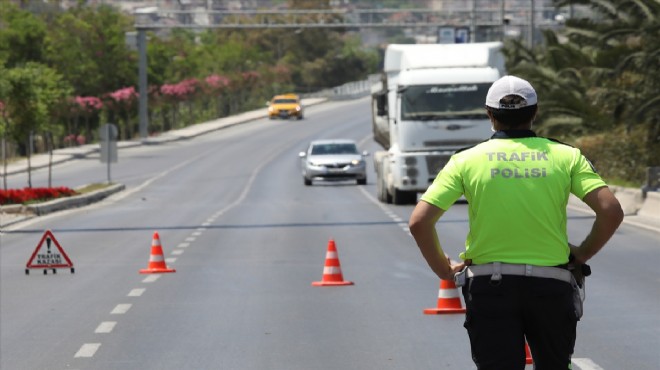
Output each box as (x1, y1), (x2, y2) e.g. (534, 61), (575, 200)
(502, 0), (659, 182)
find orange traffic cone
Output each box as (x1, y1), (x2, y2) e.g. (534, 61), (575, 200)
(423, 278), (466, 314)
(139, 231), (176, 274)
(312, 239), (353, 286)
(525, 342), (533, 365)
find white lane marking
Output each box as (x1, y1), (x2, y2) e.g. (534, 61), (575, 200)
(201, 222), (211, 226)
(165, 257), (177, 263)
(110, 304), (132, 315)
(357, 186), (411, 236)
(74, 343), (101, 358)
(573, 358), (605, 370)
(128, 288), (145, 297)
(142, 275), (160, 283)
(192, 231), (202, 236)
(196, 227), (207, 232)
(171, 249), (184, 255)
(185, 236), (196, 242)
(95, 321), (117, 334)
(178, 242), (190, 248)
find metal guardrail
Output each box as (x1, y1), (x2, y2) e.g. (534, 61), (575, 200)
(302, 75), (380, 101)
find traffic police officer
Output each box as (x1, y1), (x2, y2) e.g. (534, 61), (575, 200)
(409, 75), (623, 370)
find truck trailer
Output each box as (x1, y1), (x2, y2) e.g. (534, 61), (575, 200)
(371, 42), (506, 204)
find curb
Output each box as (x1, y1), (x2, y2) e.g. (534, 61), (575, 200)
(1, 183), (125, 228)
(567, 191), (660, 233)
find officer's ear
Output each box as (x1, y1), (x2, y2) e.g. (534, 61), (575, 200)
(529, 105), (539, 127)
(486, 109), (495, 122)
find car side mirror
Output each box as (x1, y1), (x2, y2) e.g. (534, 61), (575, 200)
(266, 101), (271, 106)
(299, 152), (307, 158)
(362, 150), (370, 156)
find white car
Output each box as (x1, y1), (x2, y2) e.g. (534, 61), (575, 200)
(299, 139), (368, 186)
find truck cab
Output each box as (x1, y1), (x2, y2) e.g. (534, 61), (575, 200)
(372, 42), (505, 204)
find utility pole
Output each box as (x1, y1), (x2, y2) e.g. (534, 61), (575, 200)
(529, 0), (535, 48)
(137, 30), (148, 140)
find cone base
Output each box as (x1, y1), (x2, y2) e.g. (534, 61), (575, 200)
(140, 267), (176, 274)
(423, 307), (466, 314)
(312, 280), (353, 286)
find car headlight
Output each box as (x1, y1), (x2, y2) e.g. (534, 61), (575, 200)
(351, 159), (365, 166)
(295, 106), (301, 112)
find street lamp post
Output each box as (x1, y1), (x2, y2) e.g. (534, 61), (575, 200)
(137, 29), (148, 140)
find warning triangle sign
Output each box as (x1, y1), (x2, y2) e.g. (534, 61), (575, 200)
(26, 230), (74, 275)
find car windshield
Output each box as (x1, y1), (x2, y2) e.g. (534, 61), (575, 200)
(400, 83), (490, 120)
(311, 143), (358, 155)
(273, 99), (298, 104)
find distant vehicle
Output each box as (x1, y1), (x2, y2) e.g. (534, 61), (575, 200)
(299, 139), (368, 186)
(268, 93), (304, 120)
(371, 42), (506, 204)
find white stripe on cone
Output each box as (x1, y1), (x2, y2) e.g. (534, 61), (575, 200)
(438, 289), (460, 299)
(149, 254), (164, 262)
(323, 266), (343, 275)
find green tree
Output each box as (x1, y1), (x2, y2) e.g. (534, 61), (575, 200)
(0, 3), (48, 67)
(44, 4), (135, 97)
(504, 0), (660, 183)
(4, 62), (71, 186)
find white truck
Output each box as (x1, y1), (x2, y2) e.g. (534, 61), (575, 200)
(371, 42), (506, 204)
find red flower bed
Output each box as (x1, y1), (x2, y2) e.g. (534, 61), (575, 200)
(0, 187), (78, 205)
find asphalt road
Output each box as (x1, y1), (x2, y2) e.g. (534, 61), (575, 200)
(1, 97), (659, 370)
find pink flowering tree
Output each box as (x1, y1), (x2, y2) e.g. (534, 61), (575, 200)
(160, 78), (198, 129)
(107, 86), (138, 140)
(204, 74), (230, 117)
(222, 71), (260, 115)
(71, 96), (103, 145)
(239, 71), (262, 112)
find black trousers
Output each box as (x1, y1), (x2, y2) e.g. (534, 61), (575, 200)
(461, 275), (578, 370)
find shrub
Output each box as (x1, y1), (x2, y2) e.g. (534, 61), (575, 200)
(0, 187), (78, 205)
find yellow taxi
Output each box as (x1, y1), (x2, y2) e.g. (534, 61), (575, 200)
(267, 93), (304, 120)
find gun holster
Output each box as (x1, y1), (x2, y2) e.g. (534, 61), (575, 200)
(568, 255), (591, 320)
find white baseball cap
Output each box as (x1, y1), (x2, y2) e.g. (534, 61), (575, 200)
(485, 75), (538, 109)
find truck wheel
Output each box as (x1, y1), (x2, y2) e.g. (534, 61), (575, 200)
(393, 188), (416, 205)
(357, 177), (367, 185)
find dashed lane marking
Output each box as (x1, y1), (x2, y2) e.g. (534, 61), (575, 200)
(70, 137), (293, 364)
(142, 275), (160, 283)
(357, 186), (413, 237)
(94, 322), (116, 334)
(171, 249), (184, 255)
(110, 304), (131, 315)
(74, 343), (100, 358)
(165, 257), (177, 264)
(573, 358), (605, 370)
(128, 288), (145, 297)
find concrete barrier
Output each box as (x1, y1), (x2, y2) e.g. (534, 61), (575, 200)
(638, 191), (660, 220)
(24, 183), (125, 216)
(611, 186), (645, 215)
